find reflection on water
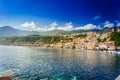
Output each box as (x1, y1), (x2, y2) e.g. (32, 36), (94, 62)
(0, 45), (120, 80)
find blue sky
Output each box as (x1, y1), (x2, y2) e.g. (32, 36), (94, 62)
(0, 0), (120, 31)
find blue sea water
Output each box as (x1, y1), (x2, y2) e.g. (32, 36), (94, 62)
(0, 45), (120, 80)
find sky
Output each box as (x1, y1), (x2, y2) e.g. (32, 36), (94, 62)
(0, 0), (120, 31)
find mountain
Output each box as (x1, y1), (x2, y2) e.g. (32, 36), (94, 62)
(41, 29), (100, 35)
(0, 26), (31, 37)
(0, 26), (101, 37)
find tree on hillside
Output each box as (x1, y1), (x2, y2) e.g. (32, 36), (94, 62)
(110, 32), (120, 47)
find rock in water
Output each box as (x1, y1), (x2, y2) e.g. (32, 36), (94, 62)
(115, 75), (120, 80)
(0, 76), (15, 80)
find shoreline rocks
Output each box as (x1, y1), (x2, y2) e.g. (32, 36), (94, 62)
(0, 76), (15, 80)
(115, 75), (120, 80)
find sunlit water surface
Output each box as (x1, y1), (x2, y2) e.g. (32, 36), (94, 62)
(0, 45), (120, 80)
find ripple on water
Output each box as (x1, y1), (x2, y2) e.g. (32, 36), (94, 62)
(0, 46), (120, 80)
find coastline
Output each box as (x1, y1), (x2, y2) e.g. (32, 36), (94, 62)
(1, 31), (120, 51)
(0, 43), (120, 52)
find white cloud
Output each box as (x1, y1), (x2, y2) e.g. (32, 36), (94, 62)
(58, 22), (74, 31)
(37, 22), (57, 31)
(97, 25), (102, 30)
(75, 24), (97, 30)
(116, 23), (120, 26)
(103, 21), (114, 28)
(21, 21), (36, 28)
(37, 22), (74, 31)
(37, 26), (56, 31)
(50, 21), (58, 27)
(93, 15), (101, 20)
(115, 20), (119, 23)
(20, 21), (101, 31)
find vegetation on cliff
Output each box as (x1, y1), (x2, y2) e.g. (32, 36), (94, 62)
(1, 34), (87, 44)
(110, 32), (120, 46)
